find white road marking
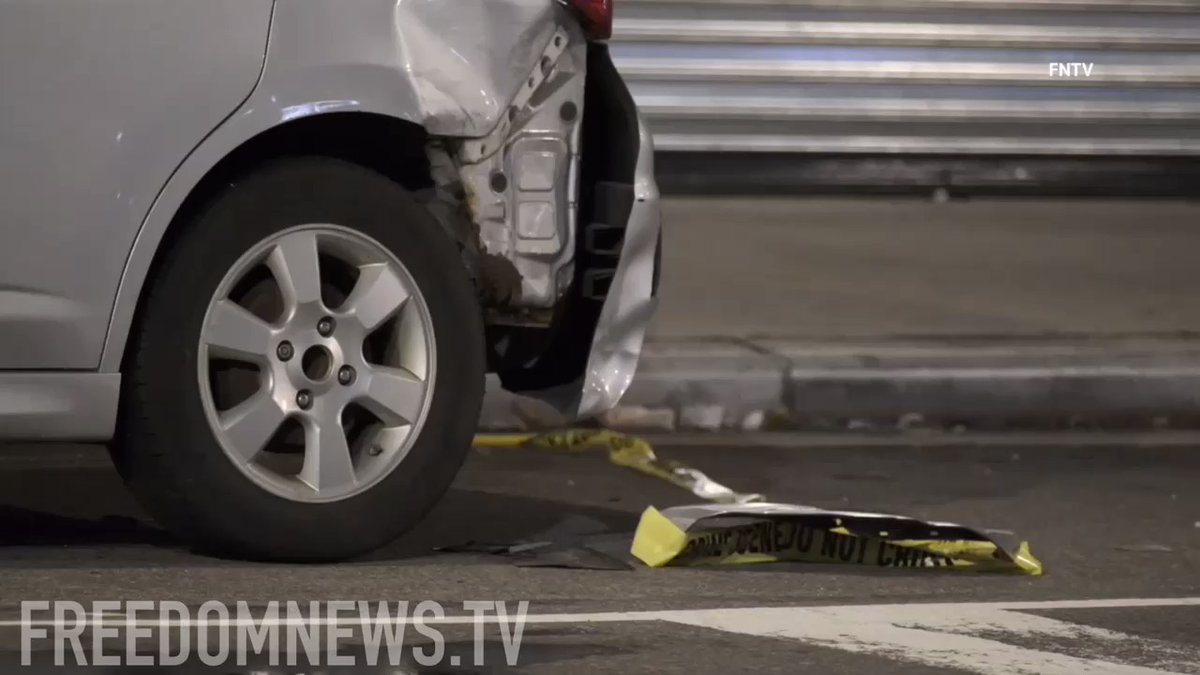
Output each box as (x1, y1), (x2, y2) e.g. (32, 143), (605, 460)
(6, 597), (1200, 674)
(9, 596), (1200, 629)
(669, 605), (1200, 675)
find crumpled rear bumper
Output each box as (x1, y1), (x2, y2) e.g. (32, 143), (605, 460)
(575, 117), (662, 418)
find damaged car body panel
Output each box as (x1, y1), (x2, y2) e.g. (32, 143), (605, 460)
(101, 0), (659, 423)
(489, 43), (662, 418)
(415, 6), (661, 419)
(396, 0), (564, 137)
(435, 21), (587, 313)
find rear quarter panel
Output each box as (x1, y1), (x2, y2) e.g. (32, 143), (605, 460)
(100, 0), (563, 371)
(0, 1), (273, 368)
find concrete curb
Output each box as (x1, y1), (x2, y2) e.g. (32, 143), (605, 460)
(479, 336), (1200, 432)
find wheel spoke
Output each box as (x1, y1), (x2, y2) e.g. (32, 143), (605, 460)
(218, 391), (287, 463)
(344, 263), (409, 333)
(359, 365), (425, 426)
(204, 300), (275, 362)
(268, 231), (323, 312)
(201, 225), (437, 503)
(299, 419), (356, 492)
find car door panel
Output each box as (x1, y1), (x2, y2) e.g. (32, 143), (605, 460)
(0, 0), (273, 369)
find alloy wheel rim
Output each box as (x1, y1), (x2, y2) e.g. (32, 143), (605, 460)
(197, 225), (436, 503)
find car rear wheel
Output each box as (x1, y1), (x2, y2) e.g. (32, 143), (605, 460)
(112, 157), (485, 561)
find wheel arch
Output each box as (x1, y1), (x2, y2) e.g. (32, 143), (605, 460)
(102, 0), (576, 375)
(101, 111), (436, 374)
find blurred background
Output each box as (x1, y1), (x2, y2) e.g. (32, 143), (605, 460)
(610, 0), (1200, 340)
(613, 0), (1200, 195)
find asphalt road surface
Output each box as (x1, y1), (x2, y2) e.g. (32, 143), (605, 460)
(2, 433), (1199, 673)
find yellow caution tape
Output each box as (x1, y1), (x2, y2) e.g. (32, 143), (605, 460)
(629, 505), (692, 568)
(474, 430), (764, 504)
(474, 430), (1042, 575)
(631, 504), (1043, 575)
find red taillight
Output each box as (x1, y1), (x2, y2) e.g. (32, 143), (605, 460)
(567, 0), (613, 40)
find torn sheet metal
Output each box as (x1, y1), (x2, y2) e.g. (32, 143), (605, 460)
(508, 113), (662, 419)
(434, 515), (635, 570)
(631, 502), (1044, 575)
(454, 21), (588, 310)
(474, 430), (764, 504)
(575, 117), (661, 418)
(411, 2), (589, 312)
(394, 0), (563, 137)
(436, 540), (632, 570)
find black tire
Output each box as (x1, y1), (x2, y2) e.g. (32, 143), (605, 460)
(112, 157), (485, 561)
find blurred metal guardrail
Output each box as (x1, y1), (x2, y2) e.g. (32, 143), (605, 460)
(610, 0), (1200, 155)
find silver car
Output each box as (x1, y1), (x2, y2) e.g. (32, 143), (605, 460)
(0, 0), (660, 560)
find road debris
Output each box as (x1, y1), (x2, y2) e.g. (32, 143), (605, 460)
(435, 540), (632, 570)
(435, 514), (634, 570)
(472, 430), (1043, 575)
(631, 503), (1044, 575)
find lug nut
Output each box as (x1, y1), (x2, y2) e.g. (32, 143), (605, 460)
(317, 317), (335, 337)
(296, 390), (313, 410)
(276, 341), (294, 361)
(337, 365), (356, 386)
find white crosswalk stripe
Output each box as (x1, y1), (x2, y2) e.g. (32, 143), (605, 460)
(5, 597), (1199, 673)
(667, 600), (1200, 675)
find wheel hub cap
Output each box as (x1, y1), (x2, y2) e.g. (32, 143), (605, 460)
(197, 225), (436, 503)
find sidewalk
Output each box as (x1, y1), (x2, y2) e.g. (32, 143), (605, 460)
(483, 197), (1200, 432)
(650, 197), (1200, 339)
